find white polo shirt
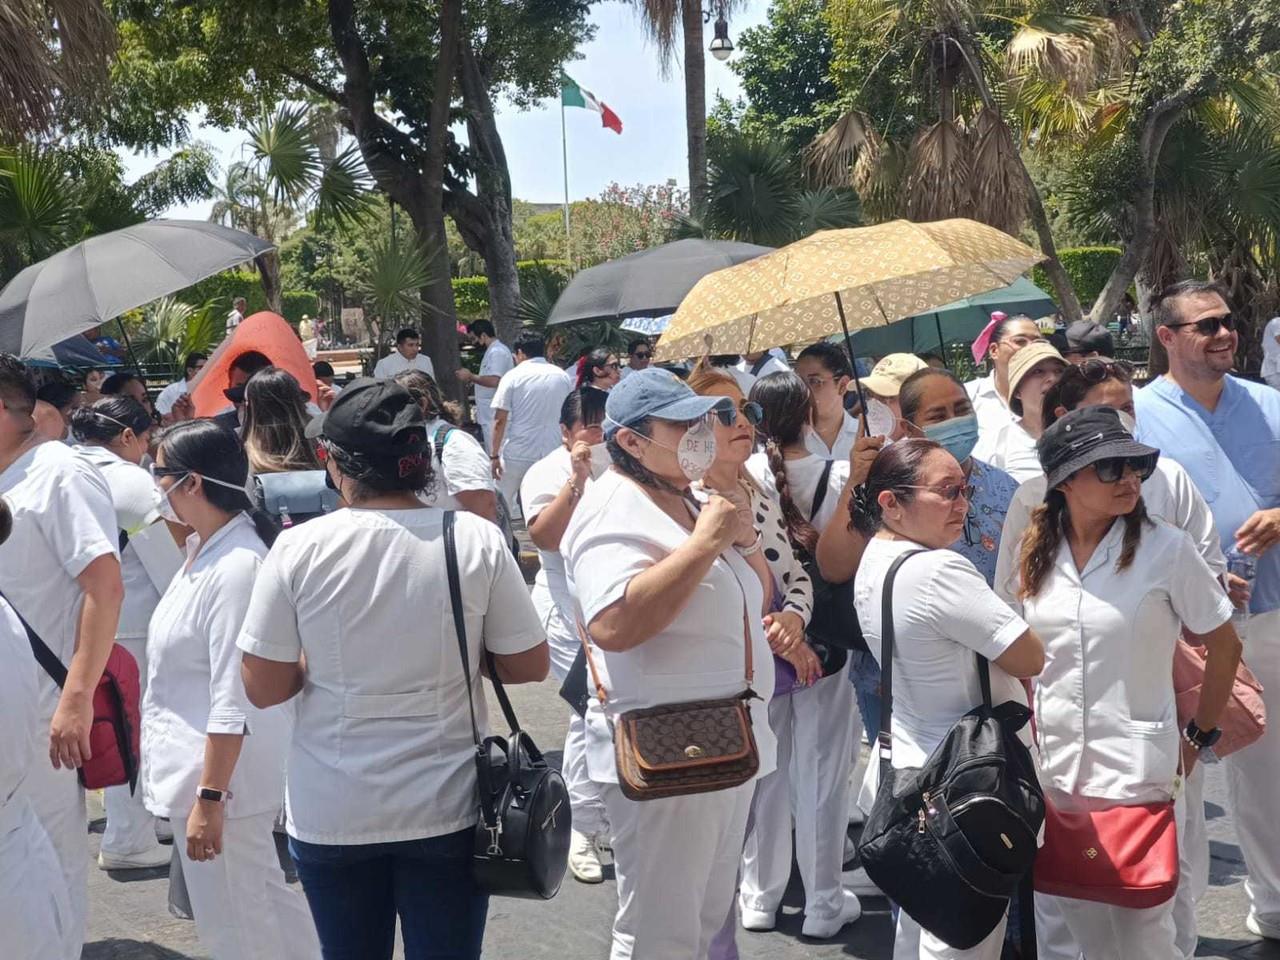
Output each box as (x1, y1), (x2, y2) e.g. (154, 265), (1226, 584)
(1008, 520), (1232, 803)
(968, 373), (1016, 446)
(746, 448), (849, 530)
(994, 456), (1225, 601)
(373, 350), (436, 380)
(0, 441), (118, 719)
(421, 418), (495, 512)
(237, 507), (544, 844)
(737, 354), (790, 379)
(490, 358), (573, 464)
(474, 339), (515, 434)
(802, 416), (860, 462)
(0, 599), (40, 811)
(563, 469), (777, 785)
(1261, 316), (1280, 378)
(142, 514), (292, 821)
(977, 417), (1042, 483)
(854, 538), (1029, 770)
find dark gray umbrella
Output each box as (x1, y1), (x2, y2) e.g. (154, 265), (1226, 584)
(0, 220), (274, 358)
(547, 238), (773, 326)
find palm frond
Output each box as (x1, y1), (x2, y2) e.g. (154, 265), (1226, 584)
(360, 240), (435, 324)
(132, 296), (228, 367)
(793, 187), (862, 237)
(1005, 13), (1122, 98)
(704, 136), (801, 245)
(0, 147), (78, 257)
(249, 103), (322, 208)
(853, 134), (907, 222)
(314, 144), (371, 226)
(968, 108), (1028, 234)
(803, 110), (876, 187)
(904, 119), (972, 222)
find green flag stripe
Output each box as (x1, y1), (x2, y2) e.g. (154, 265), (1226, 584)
(561, 74), (587, 109)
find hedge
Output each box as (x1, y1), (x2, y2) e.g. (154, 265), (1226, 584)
(452, 259), (572, 320)
(176, 270), (318, 325)
(1033, 246), (1122, 309)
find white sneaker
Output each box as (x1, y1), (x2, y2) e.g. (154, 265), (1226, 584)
(802, 889), (862, 939)
(98, 844), (171, 871)
(568, 830), (604, 884)
(1247, 912), (1280, 940)
(840, 866), (883, 897)
(740, 905), (776, 932)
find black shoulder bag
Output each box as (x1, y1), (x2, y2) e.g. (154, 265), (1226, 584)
(443, 510), (571, 900)
(856, 549), (1044, 953)
(803, 459), (867, 654)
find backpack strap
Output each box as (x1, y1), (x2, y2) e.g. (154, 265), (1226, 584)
(809, 458), (835, 523)
(876, 549), (928, 775)
(0, 589), (67, 688)
(750, 354), (771, 376)
(432, 424), (455, 464)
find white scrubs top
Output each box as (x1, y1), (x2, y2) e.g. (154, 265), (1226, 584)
(0, 441), (117, 719)
(421, 418), (496, 512)
(563, 469), (777, 785)
(1008, 520), (1233, 803)
(372, 351), (435, 380)
(142, 514), (292, 821)
(237, 507), (543, 845)
(802, 416), (860, 462)
(978, 417), (1042, 483)
(490, 358), (574, 464)
(746, 448), (849, 530)
(967, 373), (1016, 440)
(474, 339), (515, 440)
(853, 538), (1029, 770)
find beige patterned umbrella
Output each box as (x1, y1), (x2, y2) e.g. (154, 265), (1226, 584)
(653, 218), (1045, 361)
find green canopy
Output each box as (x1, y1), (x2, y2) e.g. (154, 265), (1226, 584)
(845, 276), (1056, 358)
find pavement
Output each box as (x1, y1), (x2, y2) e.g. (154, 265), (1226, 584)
(84, 671), (1280, 959)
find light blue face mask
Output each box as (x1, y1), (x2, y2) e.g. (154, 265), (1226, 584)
(920, 414), (980, 464)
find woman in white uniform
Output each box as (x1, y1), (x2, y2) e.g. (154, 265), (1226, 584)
(0, 497), (74, 960)
(563, 368), (777, 960)
(237, 379), (547, 960)
(145, 420), (319, 960)
(795, 342), (860, 460)
(520, 386), (612, 883)
(976, 342), (1065, 482)
(70, 397), (177, 870)
(1009, 407), (1241, 960)
(851, 438), (1045, 960)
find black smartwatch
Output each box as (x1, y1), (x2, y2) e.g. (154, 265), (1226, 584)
(1183, 720), (1222, 751)
(195, 785), (232, 803)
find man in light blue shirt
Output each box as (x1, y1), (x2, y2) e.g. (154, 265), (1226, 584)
(1133, 279), (1280, 940)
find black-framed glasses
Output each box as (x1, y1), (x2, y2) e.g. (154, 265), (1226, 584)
(1065, 358), (1135, 384)
(1166, 313), (1236, 337)
(148, 463), (188, 479)
(711, 400), (763, 427)
(1092, 453), (1158, 484)
(902, 482), (974, 502)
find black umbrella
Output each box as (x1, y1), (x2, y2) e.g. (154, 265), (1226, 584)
(0, 220), (274, 358)
(547, 238), (773, 326)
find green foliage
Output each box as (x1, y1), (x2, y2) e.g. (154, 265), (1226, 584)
(452, 260), (572, 321)
(515, 183), (689, 268)
(452, 277), (490, 320)
(1032, 246), (1121, 306)
(131, 297), (226, 367)
(174, 270), (316, 324)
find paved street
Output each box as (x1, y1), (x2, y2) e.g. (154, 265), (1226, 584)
(83, 673), (1280, 959)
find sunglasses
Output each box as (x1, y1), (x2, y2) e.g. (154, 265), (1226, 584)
(1166, 313), (1236, 337)
(1092, 453), (1158, 484)
(631, 351), (651, 360)
(711, 401), (764, 427)
(223, 386), (247, 404)
(902, 482), (974, 502)
(148, 463), (188, 479)
(1065, 358), (1135, 384)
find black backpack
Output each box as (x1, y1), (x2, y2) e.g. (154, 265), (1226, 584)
(857, 548), (1044, 952)
(802, 459), (866, 654)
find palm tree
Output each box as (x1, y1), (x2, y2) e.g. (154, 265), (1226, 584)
(132, 297), (226, 368)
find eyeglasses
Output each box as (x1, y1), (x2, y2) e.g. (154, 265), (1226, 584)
(902, 482), (974, 502)
(148, 463), (188, 479)
(631, 351), (651, 360)
(1092, 453), (1157, 484)
(1065, 358), (1135, 384)
(999, 334), (1045, 348)
(603, 361), (621, 371)
(803, 375), (834, 388)
(1165, 313), (1236, 337)
(710, 401), (764, 427)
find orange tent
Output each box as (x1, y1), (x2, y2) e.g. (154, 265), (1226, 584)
(188, 311), (319, 417)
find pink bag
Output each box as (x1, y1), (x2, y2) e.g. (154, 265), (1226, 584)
(1174, 637), (1266, 758)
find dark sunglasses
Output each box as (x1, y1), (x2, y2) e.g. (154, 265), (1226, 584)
(148, 464), (188, 479)
(712, 401), (764, 427)
(903, 482), (974, 502)
(1067, 358), (1134, 383)
(1166, 313), (1236, 337)
(631, 351), (652, 360)
(1092, 453), (1158, 484)
(223, 386), (246, 404)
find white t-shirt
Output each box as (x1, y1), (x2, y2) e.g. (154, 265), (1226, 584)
(978, 418), (1042, 483)
(421, 418), (495, 512)
(490, 358), (574, 464)
(73, 446), (170, 640)
(563, 469), (777, 785)
(803, 415), (860, 461)
(738, 354), (790, 379)
(474, 340), (515, 434)
(1007, 520), (1232, 803)
(0, 599), (40, 809)
(854, 538), (1029, 769)
(142, 514), (292, 820)
(237, 507), (544, 844)
(373, 351), (436, 380)
(155, 379), (192, 416)
(0, 441), (118, 719)
(520, 446), (588, 654)
(226, 308), (244, 332)
(746, 449), (850, 531)
(1262, 316), (1280, 377)
(968, 373), (1016, 448)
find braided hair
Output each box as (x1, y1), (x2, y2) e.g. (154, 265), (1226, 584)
(750, 371), (818, 555)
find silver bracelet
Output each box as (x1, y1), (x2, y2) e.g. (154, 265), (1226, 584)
(736, 532), (763, 557)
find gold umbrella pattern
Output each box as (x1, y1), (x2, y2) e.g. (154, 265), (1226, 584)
(653, 218), (1046, 362)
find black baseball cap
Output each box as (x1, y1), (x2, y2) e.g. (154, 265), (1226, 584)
(305, 378), (426, 457)
(1037, 406), (1158, 489)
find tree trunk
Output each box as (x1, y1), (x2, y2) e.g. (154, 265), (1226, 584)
(255, 251), (283, 313)
(682, 0), (708, 215)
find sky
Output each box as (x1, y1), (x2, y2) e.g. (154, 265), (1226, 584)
(118, 0), (771, 219)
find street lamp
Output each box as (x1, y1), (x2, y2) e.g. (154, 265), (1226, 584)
(709, 14), (733, 61)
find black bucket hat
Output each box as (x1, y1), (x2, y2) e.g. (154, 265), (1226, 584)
(1037, 406), (1158, 489)
(305, 377), (426, 458)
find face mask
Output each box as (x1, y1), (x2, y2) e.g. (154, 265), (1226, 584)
(156, 474), (188, 523)
(1117, 410), (1137, 435)
(863, 397), (898, 438)
(920, 414), (980, 464)
(589, 442), (612, 479)
(644, 420), (718, 482)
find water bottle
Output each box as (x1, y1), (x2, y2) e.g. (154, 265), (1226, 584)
(1226, 546), (1257, 634)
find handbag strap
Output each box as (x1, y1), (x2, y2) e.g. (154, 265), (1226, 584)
(1, 589), (68, 688)
(442, 511), (519, 743)
(809, 458), (835, 523)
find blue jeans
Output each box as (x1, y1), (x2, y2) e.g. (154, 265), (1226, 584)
(289, 828), (488, 960)
(849, 648), (882, 739)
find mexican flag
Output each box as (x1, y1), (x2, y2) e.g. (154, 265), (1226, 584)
(561, 73), (623, 134)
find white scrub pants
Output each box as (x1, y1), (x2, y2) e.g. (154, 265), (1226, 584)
(740, 665), (856, 922)
(0, 797), (73, 960)
(895, 908), (1008, 959)
(177, 808), (320, 960)
(101, 637), (161, 857)
(602, 779), (754, 960)
(15, 751), (85, 960)
(1225, 608), (1280, 932)
(497, 456), (536, 516)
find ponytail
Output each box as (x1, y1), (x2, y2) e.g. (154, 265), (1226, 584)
(765, 439), (818, 554)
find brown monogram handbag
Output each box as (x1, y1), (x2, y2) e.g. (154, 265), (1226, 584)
(581, 601), (761, 802)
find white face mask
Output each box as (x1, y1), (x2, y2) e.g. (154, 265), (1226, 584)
(589, 442), (612, 479)
(156, 473), (188, 524)
(645, 420), (718, 482)
(864, 397), (898, 439)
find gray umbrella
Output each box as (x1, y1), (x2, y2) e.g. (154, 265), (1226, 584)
(0, 220), (274, 358)
(547, 238), (773, 326)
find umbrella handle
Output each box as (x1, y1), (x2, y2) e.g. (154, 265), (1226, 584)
(834, 292), (868, 439)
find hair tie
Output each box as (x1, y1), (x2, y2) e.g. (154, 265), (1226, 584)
(970, 311), (1007, 365)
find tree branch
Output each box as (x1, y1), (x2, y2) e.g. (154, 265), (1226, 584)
(282, 69), (345, 107)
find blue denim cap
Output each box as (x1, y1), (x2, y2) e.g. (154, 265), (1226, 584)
(603, 367), (733, 439)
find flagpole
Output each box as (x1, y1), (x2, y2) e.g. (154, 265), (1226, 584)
(560, 90), (572, 267)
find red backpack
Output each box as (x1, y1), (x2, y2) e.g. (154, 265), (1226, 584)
(6, 594), (141, 792)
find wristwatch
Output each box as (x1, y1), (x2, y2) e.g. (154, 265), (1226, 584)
(195, 785), (233, 803)
(1182, 720), (1222, 751)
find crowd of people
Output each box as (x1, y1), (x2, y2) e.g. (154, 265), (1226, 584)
(0, 279), (1277, 960)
